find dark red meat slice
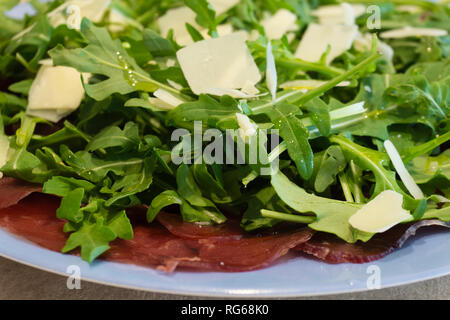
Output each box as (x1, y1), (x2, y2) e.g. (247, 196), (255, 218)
(177, 229), (315, 272)
(105, 224), (201, 273)
(297, 220), (450, 264)
(157, 212), (244, 240)
(0, 193), (66, 251)
(0, 177), (42, 210)
(0, 194), (314, 272)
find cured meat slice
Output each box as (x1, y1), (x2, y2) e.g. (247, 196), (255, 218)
(296, 220), (450, 264)
(0, 194), (314, 272)
(156, 212), (244, 240)
(177, 229), (315, 272)
(105, 224), (201, 273)
(0, 177), (42, 210)
(0, 193), (66, 251)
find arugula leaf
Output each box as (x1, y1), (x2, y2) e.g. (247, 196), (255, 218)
(86, 122), (140, 153)
(176, 163), (227, 223)
(1, 148), (42, 182)
(385, 75), (449, 121)
(314, 145), (347, 193)
(147, 190), (182, 222)
(408, 150), (450, 185)
(167, 94), (240, 130)
(241, 187), (291, 231)
(265, 103), (314, 180)
(423, 205), (450, 221)
(304, 97), (331, 137)
(56, 188), (85, 223)
(43, 176), (96, 197)
(184, 0), (218, 36)
(49, 18), (178, 101)
(329, 135), (407, 198)
(185, 22), (205, 42)
(60, 145), (144, 183)
(142, 29), (175, 57)
(5, 15), (53, 71)
(62, 218), (116, 263)
(271, 169), (369, 243)
(102, 157), (156, 206)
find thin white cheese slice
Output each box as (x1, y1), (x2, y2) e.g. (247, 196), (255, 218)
(294, 23), (358, 64)
(27, 64), (85, 111)
(0, 135), (10, 179)
(108, 7), (142, 32)
(312, 3), (365, 26)
(380, 27), (448, 39)
(167, 79), (184, 91)
(236, 113), (257, 141)
(148, 97), (177, 111)
(48, 0), (111, 29)
(157, 7), (198, 46)
(27, 108), (74, 123)
(209, 0), (240, 15)
(12, 0), (111, 40)
(177, 33), (261, 95)
(200, 24), (233, 40)
(241, 80), (260, 95)
(384, 140), (424, 199)
(153, 89), (184, 108)
(266, 41), (277, 101)
(261, 9), (298, 40)
(157, 3), (237, 46)
(26, 63), (85, 122)
(349, 190), (412, 233)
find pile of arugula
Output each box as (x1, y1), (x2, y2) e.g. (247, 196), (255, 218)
(0, 0), (449, 263)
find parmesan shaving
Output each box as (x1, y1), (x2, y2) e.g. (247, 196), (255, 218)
(153, 89), (184, 108)
(384, 140), (424, 199)
(177, 33), (261, 95)
(236, 113), (257, 141)
(294, 23), (358, 64)
(26, 62), (85, 123)
(266, 41), (278, 101)
(349, 190), (412, 233)
(380, 27), (448, 39)
(261, 9), (298, 40)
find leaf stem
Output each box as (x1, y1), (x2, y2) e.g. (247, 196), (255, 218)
(275, 58), (344, 77)
(402, 131), (450, 164)
(260, 209), (316, 224)
(339, 172), (355, 203)
(251, 37), (380, 114)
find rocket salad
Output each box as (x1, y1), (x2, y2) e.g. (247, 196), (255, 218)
(0, 0), (449, 264)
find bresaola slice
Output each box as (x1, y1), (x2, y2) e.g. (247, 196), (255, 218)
(296, 220), (450, 264)
(177, 230), (314, 272)
(0, 193), (313, 272)
(0, 193), (66, 251)
(156, 212), (244, 240)
(0, 177), (42, 210)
